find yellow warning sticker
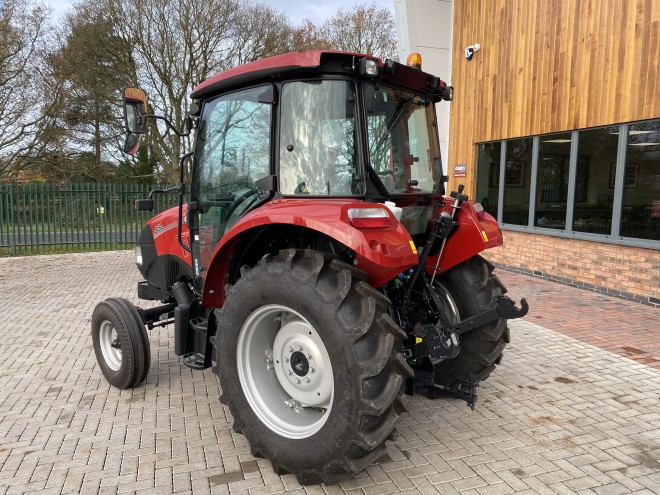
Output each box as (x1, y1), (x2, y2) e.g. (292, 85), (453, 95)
(415, 337), (423, 344)
(409, 240), (418, 254)
(481, 230), (489, 242)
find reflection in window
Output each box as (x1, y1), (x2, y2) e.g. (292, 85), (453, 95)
(193, 85), (272, 289)
(196, 86), (271, 197)
(502, 138), (533, 225)
(620, 119), (660, 240)
(279, 81), (360, 196)
(475, 142), (501, 219)
(535, 133), (571, 229)
(572, 126), (619, 234)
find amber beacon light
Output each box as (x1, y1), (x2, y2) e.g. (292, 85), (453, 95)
(406, 53), (422, 69)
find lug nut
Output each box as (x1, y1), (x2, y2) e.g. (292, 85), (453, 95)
(309, 367), (315, 373)
(284, 357), (289, 363)
(305, 377), (311, 383)
(287, 370), (292, 375)
(306, 353), (312, 359)
(288, 346), (293, 352)
(297, 345), (303, 352)
(295, 378), (300, 384)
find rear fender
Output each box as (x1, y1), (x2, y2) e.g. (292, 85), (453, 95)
(201, 199), (420, 307)
(426, 199), (503, 274)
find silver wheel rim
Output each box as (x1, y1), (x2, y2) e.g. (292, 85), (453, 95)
(236, 304), (334, 439)
(433, 281), (461, 323)
(99, 320), (122, 371)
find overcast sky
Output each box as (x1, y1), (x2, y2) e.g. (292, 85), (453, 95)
(44, 0), (395, 26)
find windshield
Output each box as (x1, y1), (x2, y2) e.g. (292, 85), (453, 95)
(279, 80), (362, 196)
(364, 83), (440, 194)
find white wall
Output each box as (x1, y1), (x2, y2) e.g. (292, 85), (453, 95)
(394, 0), (454, 172)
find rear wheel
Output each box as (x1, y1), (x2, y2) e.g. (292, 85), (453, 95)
(432, 255), (510, 386)
(214, 250), (412, 485)
(91, 298), (150, 389)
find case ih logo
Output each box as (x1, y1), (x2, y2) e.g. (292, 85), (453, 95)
(153, 222), (177, 238)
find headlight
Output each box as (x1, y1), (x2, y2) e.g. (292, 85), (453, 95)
(135, 246), (143, 266)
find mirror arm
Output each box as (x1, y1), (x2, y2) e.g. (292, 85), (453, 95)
(148, 114), (192, 137)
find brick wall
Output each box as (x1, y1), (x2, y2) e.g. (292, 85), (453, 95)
(484, 231), (660, 306)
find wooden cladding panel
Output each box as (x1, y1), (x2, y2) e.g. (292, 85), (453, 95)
(447, 0), (660, 195)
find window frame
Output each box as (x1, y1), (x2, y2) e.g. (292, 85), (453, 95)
(477, 120), (660, 250)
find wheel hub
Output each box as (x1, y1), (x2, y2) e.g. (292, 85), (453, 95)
(236, 305), (334, 439)
(272, 318), (333, 408)
(290, 351), (309, 376)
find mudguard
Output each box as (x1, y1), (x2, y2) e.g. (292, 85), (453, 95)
(201, 198), (420, 307)
(428, 198), (503, 274)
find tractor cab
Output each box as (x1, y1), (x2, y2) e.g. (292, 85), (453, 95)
(183, 51), (453, 293)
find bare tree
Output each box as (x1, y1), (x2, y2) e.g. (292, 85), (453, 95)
(320, 3), (398, 60)
(96, 0), (241, 181)
(0, 0), (57, 179)
(232, 3), (296, 65)
(289, 20), (332, 52)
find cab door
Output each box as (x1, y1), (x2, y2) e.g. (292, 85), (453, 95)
(189, 85), (274, 293)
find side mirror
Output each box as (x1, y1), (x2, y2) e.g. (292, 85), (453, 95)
(135, 198), (154, 211)
(122, 87), (148, 155)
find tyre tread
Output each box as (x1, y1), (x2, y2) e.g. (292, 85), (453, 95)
(213, 249), (407, 485)
(432, 256), (510, 387)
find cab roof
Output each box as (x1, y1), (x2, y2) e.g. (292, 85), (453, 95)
(190, 50), (452, 102)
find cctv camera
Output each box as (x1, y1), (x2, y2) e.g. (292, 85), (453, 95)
(464, 43), (480, 61)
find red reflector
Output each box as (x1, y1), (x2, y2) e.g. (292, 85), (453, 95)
(347, 208), (392, 229)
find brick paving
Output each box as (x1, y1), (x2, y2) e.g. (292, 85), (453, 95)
(498, 270), (660, 371)
(0, 250), (659, 495)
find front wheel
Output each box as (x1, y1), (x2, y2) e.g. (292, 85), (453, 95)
(432, 255), (510, 386)
(214, 250), (412, 485)
(91, 298), (150, 389)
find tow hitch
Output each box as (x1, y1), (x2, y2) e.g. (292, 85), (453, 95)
(405, 295), (529, 362)
(454, 295), (529, 334)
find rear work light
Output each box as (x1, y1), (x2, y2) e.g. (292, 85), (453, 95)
(347, 208), (392, 229)
(359, 57), (379, 76)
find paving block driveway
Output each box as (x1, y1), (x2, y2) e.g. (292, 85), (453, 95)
(0, 251), (659, 495)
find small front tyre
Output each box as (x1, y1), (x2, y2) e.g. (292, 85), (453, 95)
(91, 297), (151, 389)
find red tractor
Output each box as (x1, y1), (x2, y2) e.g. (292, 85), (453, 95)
(92, 51), (527, 484)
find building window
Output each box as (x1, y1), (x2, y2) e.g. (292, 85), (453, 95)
(475, 141), (501, 219)
(502, 138), (533, 225)
(476, 119), (660, 248)
(572, 126), (619, 234)
(535, 132), (571, 229)
(621, 120), (660, 241)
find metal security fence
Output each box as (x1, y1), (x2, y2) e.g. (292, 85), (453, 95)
(0, 183), (178, 256)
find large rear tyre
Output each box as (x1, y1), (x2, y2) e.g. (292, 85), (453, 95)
(91, 298), (150, 389)
(432, 255), (510, 386)
(214, 250), (412, 485)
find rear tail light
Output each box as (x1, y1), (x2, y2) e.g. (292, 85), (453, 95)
(347, 208), (392, 229)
